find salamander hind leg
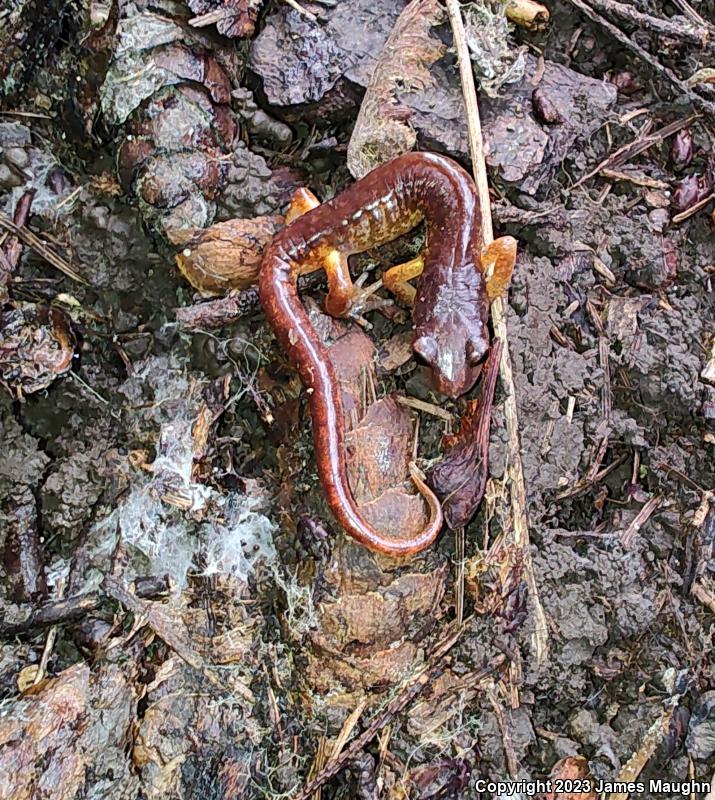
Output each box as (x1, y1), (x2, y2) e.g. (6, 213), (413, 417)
(480, 236), (518, 300)
(285, 187), (321, 222)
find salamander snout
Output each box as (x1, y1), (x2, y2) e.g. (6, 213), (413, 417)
(413, 331), (488, 398)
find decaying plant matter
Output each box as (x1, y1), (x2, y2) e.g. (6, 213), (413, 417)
(347, 0), (448, 178)
(0, 304), (75, 395)
(99, 4), (241, 232)
(187, 0), (264, 38)
(430, 340), (503, 529)
(169, 214), (284, 294)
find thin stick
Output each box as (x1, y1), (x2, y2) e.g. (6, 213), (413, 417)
(672, 192), (715, 224)
(446, 0), (549, 665)
(189, 8), (230, 27)
(0, 578), (170, 638)
(0, 213), (88, 284)
(327, 699), (368, 764)
(33, 578), (65, 684)
(571, 115), (696, 190)
(0, 110), (53, 119)
(397, 394), (454, 422)
(583, 0), (709, 47)
(487, 686), (520, 778)
(620, 495), (663, 548)
(282, 0), (319, 23)
(104, 576), (255, 705)
(673, 0), (711, 29)
(455, 526), (465, 625)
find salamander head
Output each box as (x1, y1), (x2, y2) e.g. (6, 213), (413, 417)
(412, 270), (491, 398)
(413, 325), (489, 398)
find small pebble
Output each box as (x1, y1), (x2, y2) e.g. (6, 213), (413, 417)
(3, 147), (29, 169)
(648, 209), (670, 232)
(0, 163), (23, 189)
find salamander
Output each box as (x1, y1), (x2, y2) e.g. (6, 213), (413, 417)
(259, 151), (517, 556)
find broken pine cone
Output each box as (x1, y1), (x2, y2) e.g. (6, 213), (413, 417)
(0, 304), (75, 394)
(100, 7), (241, 233)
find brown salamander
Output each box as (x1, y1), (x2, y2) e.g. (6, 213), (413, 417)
(259, 151), (517, 556)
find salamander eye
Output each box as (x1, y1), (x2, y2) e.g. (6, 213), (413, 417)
(413, 335), (438, 367)
(466, 338), (488, 367)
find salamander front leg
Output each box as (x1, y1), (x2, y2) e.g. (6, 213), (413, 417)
(285, 188), (390, 327)
(285, 186), (321, 221)
(323, 251), (392, 328)
(481, 236), (518, 300)
(382, 255), (425, 307)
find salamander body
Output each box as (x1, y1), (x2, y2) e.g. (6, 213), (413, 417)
(259, 152), (516, 555)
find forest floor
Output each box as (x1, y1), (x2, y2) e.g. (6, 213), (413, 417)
(0, 1), (714, 798)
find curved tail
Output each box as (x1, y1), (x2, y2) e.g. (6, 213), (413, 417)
(259, 253), (443, 557)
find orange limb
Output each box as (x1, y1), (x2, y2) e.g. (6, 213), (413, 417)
(285, 186), (320, 222)
(381, 254), (425, 307)
(322, 249), (358, 317)
(481, 236), (518, 300)
(285, 187), (390, 325)
(286, 188), (356, 314)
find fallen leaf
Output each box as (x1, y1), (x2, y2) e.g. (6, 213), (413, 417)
(429, 340), (502, 529)
(347, 0), (447, 177)
(0, 304), (75, 394)
(378, 331), (414, 372)
(544, 755), (597, 800)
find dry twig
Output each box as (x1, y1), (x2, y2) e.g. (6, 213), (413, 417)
(104, 576), (255, 705)
(607, 701), (680, 800)
(583, 0), (709, 47)
(0, 577), (171, 638)
(445, 0), (549, 665)
(0, 212), (87, 284)
(620, 495), (663, 547)
(397, 394), (454, 422)
(327, 699), (368, 764)
(32, 578), (65, 685)
(571, 115), (697, 189)
(672, 0), (711, 29)
(672, 192), (715, 224)
(486, 686), (520, 778)
(282, 0), (319, 22)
